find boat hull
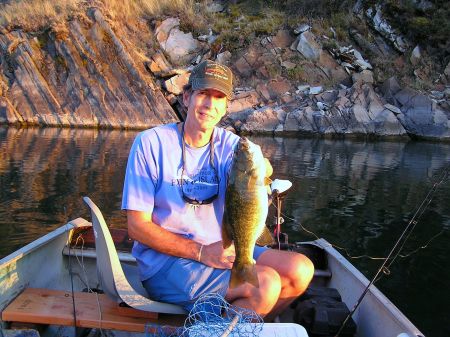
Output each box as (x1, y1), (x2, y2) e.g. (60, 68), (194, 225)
(0, 220), (425, 337)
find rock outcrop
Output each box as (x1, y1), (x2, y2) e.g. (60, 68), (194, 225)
(0, 6), (448, 140)
(0, 9), (179, 128)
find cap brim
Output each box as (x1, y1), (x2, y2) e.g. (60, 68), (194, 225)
(191, 78), (233, 99)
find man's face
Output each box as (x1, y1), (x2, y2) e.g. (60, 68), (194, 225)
(183, 88), (228, 130)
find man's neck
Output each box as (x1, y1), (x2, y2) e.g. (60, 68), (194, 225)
(183, 122), (213, 148)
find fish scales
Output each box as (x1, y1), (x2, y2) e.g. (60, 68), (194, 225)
(222, 137), (269, 288)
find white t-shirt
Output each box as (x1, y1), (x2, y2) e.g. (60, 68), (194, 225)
(122, 123), (240, 280)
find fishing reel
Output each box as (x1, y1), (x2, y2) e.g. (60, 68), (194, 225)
(270, 179), (292, 246)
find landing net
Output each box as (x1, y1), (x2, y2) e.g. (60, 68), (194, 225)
(146, 293), (264, 337)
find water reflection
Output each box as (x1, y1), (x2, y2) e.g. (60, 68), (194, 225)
(0, 126), (138, 256)
(1, 127), (449, 337)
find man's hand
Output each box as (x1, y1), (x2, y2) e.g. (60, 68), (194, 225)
(201, 241), (236, 269)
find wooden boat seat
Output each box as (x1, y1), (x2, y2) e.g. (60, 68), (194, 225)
(1, 288), (184, 332)
(82, 197), (186, 315)
(2, 289), (309, 336)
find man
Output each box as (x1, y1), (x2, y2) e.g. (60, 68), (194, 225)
(122, 60), (314, 318)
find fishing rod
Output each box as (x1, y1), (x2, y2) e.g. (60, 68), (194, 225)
(334, 164), (450, 337)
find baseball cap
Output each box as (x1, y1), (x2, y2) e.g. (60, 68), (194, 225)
(188, 60), (233, 99)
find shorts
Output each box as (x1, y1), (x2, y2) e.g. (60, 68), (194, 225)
(142, 245), (268, 312)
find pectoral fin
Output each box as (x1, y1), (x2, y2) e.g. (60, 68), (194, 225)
(221, 211), (233, 249)
(256, 225), (275, 246)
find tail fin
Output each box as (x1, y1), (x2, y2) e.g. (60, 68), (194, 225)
(230, 262), (259, 288)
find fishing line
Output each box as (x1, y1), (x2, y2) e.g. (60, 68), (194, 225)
(270, 162), (449, 261)
(333, 163), (450, 337)
(271, 203), (388, 260)
(64, 206), (78, 337)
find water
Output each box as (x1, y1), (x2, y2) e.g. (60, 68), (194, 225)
(1, 126), (449, 337)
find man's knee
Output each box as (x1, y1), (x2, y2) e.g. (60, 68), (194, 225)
(257, 266), (282, 300)
(289, 254), (314, 293)
(253, 266), (281, 314)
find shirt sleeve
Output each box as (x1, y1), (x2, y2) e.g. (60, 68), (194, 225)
(121, 132), (158, 213)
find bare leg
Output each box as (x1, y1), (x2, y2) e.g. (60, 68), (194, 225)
(225, 265), (281, 317)
(256, 249), (314, 321)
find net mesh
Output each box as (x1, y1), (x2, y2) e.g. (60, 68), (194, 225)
(145, 293), (264, 337)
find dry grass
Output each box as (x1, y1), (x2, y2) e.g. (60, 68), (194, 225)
(0, 0), (80, 29)
(0, 0), (200, 30)
(106, 0), (197, 20)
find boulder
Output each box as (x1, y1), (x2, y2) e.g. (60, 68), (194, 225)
(393, 89), (450, 139)
(380, 77), (402, 105)
(240, 106), (285, 133)
(366, 5), (410, 53)
(444, 62), (450, 79)
(352, 70), (374, 84)
(410, 45), (421, 66)
(216, 51), (232, 65)
(164, 72), (190, 95)
(272, 30), (294, 48)
(267, 79), (292, 99)
(293, 31), (321, 61)
(155, 18), (200, 66)
(228, 90), (259, 117)
(206, 2), (224, 13)
(234, 56), (253, 77)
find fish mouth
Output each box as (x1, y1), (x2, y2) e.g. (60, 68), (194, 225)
(239, 137), (251, 151)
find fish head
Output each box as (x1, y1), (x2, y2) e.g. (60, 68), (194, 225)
(234, 137), (266, 181)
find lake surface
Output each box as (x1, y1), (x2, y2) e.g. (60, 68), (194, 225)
(1, 126), (449, 337)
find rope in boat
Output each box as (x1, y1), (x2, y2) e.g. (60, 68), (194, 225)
(64, 206), (77, 337)
(70, 233), (106, 336)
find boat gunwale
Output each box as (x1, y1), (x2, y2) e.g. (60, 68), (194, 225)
(310, 238), (424, 337)
(0, 218), (90, 268)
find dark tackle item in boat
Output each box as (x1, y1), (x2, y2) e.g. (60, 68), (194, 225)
(293, 287), (357, 337)
(291, 286), (342, 308)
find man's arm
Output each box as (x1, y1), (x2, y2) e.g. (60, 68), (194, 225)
(127, 210), (235, 269)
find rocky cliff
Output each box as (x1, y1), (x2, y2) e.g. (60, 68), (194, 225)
(0, 8), (179, 128)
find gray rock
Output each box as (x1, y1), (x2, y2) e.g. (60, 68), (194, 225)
(281, 61), (296, 70)
(297, 85), (310, 92)
(272, 30), (294, 48)
(412, 0), (433, 11)
(206, 2), (224, 13)
(309, 86), (323, 95)
(444, 62), (450, 78)
(366, 5), (410, 53)
(234, 57), (253, 77)
(393, 89), (450, 139)
(352, 70), (374, 84)
(294, 31), (321, 61)
(410, 45), (421, 66)
(384, 104), (401, 115)
(293, 24), (311, 35)
(155, 18), (200, 66)
(240, 106), (284, 133)
(444, 87), (450, 99)
(228, 90), (259, 118)
(216, 51), (232, 64)
(380, 77), (402, 105)
(164, 72), (190, 95)
(430, 91), (445, 100)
